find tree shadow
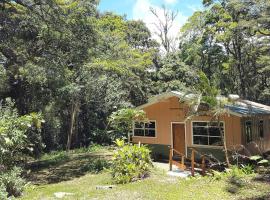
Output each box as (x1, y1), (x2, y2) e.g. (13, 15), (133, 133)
(225, 175), (246, 194)
(252, 168), (270, 184)
(239, 194), (270, 200)
(24, 152), (112, 185)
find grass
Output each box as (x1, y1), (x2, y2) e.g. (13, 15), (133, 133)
(20, 147), (270, 200)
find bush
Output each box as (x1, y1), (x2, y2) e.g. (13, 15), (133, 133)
(0, 184), (8, 200)
(81, 159), (110, 173)
(0, 167), (26, 198)
(111, 139), (153, 184)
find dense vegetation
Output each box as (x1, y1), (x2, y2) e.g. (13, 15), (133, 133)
(1, 0), (269, 153)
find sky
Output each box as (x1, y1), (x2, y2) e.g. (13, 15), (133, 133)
(98, 0), (203, 50)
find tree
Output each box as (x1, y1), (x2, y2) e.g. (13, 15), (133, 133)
(150, 5), (178, 54)
(0, 98), (43, 167)
(185, 72), (232, 166)
(109, 108), (147, 143)
(179, 0), (270, 104)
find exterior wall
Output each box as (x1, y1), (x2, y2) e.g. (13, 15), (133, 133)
(133, 96), (243, 159)
(133, 97), (186, 145)
(242, 116), (270, 152)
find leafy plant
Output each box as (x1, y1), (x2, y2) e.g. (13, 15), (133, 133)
(249, 155), (269, 166)
(111, 140), (153, 184)
(0, 167), (26, 198)
(0, 184), (8, 200)
(82, 159), (109, 173)
(0, 99), (43, 167)
(109, 108), (147, 142)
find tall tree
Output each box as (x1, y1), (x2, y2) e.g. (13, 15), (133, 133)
(150, 5), (178, 54)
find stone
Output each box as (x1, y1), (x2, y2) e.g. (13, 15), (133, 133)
(54, 192), (74, 199)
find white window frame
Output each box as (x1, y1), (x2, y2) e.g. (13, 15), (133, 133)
(191, 121), (225, 147)
(133, 120), (157, 138)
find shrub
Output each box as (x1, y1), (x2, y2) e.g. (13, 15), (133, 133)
(111, 139), (153, 184)
(0, 167), (26, 198)
(81, 158), (109, 173)
(0, 184), (8, 200)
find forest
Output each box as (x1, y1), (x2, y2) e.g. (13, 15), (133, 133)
(0, 0), (269, 154)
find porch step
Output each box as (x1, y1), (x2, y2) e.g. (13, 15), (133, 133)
(172, 160), (186, 170)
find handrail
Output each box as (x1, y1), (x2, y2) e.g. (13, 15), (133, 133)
(169, 147), (185, 171)
(169, 147), (210, 176)
(171, 148), (185, 157)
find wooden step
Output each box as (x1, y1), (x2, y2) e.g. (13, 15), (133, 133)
(172, 160), (186, 170)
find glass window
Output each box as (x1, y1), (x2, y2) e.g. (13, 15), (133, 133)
(259, 120), (264, 138)
(192, 121), (223, 146)
(134, 121), (156, 137)
(245, 121), (252, 143)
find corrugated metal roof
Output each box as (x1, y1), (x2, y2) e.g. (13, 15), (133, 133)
(137, 91), (270, 117)
(226, 105), (270, 116)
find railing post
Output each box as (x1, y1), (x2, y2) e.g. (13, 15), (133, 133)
(191, 149), (195, 176)
(169, 147), (172, 171)
(201, 155), (205, 176)
(181, 155), (185, 166)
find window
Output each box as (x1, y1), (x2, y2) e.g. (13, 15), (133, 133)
(259, 120), (264, 138)
(134, 121), (156, 137)
(245, 121), (252, 143)
(192, 122), (224, 146)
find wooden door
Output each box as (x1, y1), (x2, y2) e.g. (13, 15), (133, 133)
(172, 123), (186, 155)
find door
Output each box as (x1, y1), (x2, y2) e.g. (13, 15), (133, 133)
(172, 123), (186, 155)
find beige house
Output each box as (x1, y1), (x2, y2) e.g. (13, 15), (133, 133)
(132, 91), (270, 160)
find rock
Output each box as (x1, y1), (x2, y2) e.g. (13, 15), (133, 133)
(96, 185), (115, 190)
(54, 192), (74, 199)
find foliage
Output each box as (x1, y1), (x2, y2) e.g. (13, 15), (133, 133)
(0, 99), (43, 167)
(81, 158), (109, 174)
(0, 167), (26, 198)
(0, 0), (270, 157)
(180, 0), (270, 104)
(249, 155), (269, 166)
(111, 140), (152, 184)
(0, 184), (8, 200)
(20, 160), (270, 200)
(109, 108), (147, 140)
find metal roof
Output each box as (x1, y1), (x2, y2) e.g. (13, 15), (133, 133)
(137, 91), (270, 117)
(226, 104), (270, 116)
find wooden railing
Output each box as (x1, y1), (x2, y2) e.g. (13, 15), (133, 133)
(169, 147), (207, 176)
(169, 148), (186, 171)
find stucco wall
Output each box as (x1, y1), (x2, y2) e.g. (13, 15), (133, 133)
(132, 96), (243, 151)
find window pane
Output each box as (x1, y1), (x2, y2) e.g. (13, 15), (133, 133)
(193, 122), (207, 127)
(145, 121), (155, 129)
(209, 122), (223, 127)
(193, 136), (208, 145)
(193, 127), (208, 136)
(135, 122), (144, 129)
(134, 129), (144, 136)
(209, 127), (222, 136)
(259, 120), (264, 138)
(209, 137), (222, 146)
(145, 129), (155, 137)
(245, 121), (252, 143)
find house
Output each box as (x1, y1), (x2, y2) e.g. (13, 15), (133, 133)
(132, 91), (270, 161)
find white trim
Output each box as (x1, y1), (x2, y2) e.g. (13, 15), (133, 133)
(137, 91), (184, 109)
(132, 120), (157, 138)
(171, 122), (187, 156)
(137, 91), (246, 118)
(226, 110), (243, 117)
(191, 120), (225, 148)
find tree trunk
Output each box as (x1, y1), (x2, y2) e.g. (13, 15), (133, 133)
(218, 115), (230, 167)
(66, 101), (79, 151)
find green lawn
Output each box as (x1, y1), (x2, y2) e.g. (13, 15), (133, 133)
(20, 147), (270, 200)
